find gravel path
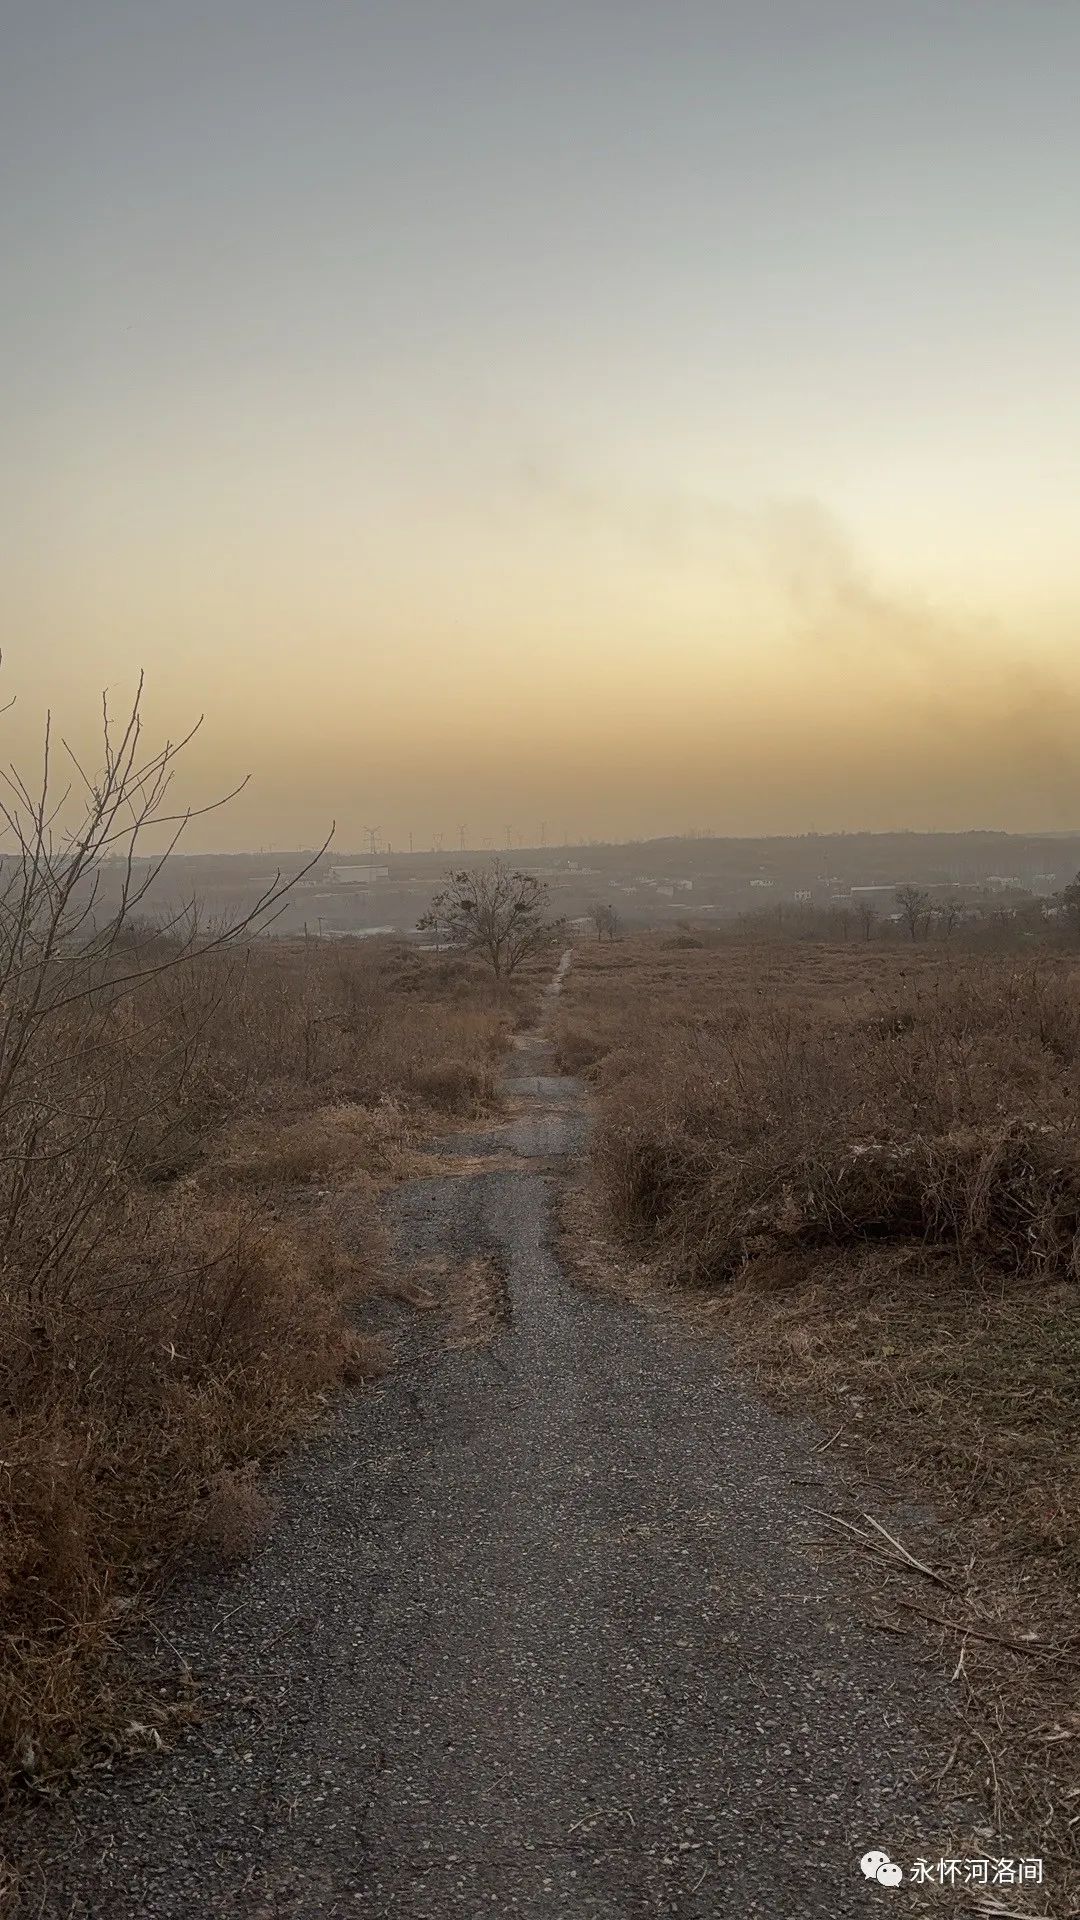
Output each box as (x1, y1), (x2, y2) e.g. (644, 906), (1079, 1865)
(16, 954), (953, 1916)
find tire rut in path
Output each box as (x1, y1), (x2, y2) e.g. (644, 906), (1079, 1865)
(16, 952), (953, 1917)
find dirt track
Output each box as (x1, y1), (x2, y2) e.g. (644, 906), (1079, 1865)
(16, 955), (954, 1916)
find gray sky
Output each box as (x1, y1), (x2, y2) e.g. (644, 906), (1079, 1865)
(3, 2), (1079, 845)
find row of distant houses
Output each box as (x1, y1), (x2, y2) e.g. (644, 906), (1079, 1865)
(733, 873), (1060, 906)
(296, 864), (390, 889)
(610, 876), (695, 899)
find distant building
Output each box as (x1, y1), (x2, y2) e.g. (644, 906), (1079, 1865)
(750, 878), (774, 889)
(986, 875), (1023, 893)
(794, 889), (813, 903)
(328, 864), (389, 886)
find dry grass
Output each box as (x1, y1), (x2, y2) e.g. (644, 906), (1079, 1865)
(444, 1252), (510, 1349)
(569, 937), (1080, 1286)
(564, 932), (1080, 1891)
(0, 934), (522, 1802)
(215, 1099), (416, 1187)
(375, 1251), (510, 1351)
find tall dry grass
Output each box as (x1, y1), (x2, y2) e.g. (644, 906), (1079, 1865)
(566, 933), (1080, 1872)
(576, 940), (1080, 1288)
(0, 686), (524, 1798)
(0, 933), (518, 1794)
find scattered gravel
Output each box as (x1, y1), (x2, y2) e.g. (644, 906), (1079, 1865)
(13, 961), (957, 1916)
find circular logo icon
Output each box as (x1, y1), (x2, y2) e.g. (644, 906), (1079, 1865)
(860, 1851), (891, 1880)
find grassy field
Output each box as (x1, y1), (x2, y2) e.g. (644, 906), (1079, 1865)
(560, 930), (1080, 1885)
(0, 933), (528, 1801)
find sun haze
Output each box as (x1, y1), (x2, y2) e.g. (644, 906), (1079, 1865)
(3, 1), (1079, 848)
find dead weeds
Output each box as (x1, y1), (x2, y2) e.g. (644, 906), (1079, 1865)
(390, 1252), (511, 1350)
(561, 932), (1080, 1905)
(0, 936), (527, 1804)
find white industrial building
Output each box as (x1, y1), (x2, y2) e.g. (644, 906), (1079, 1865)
(328, 864), (389, 886)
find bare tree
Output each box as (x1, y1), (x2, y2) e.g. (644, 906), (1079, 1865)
(1059, 870), (1080, 939)
(590, 901), (619, 942)
(933, 896), (963, 939)
(417, 860), (562, 978)
(855, 900), (878, 943)
(895, 884), (931, 941)
(0, 676), (330, 1310)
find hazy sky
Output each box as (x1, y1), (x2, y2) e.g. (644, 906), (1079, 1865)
(3, 1), (1079, 849)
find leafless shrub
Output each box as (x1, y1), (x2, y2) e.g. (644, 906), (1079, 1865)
(589, 902), (620, 942)
(192, 1465), (274, 1564)
(0, 681), (518, 1796)
(410, 1057), (495, 1114)
(552, 1015), (611, 1076)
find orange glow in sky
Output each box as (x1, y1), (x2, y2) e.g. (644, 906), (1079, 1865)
(4, 4), (1079, 847)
